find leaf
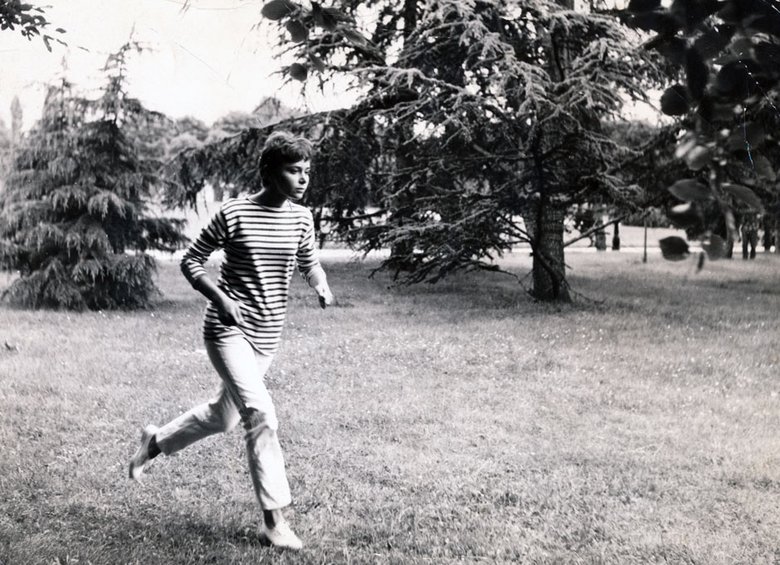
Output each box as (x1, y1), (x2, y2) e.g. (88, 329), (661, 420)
(630, 11), (680, 35)
(693, 24), (736, 60)
(716, 60), (755, 99)
(674, 135), (697, 160)
(312, 3), (339, 30)
(308, 52), (326, 73)
(649, 36), (687, 66)
(685, 47), (708, 100)
(660, 84), (689, 116)
(718, 1), (741, 23)
(670, 0), (721, 32)
(696, 94), (716, 123)
(628, 0), (661, 11)
(311, 2), (323, 25)
(659, 236), (691, 261)
(729, 38), (754, 58)
(746, 15), (780, 37)
(753, 155), (776, 182)
(288, 62), (308, 81)
(701, 234), (726, 260)
(261, 0), (296, 21)
(743, 122), (765, 147)
(711, 104), (734, 121)
(721, 183), (763, 211)
(712, 52), (738, 66)
(667, 202), (701, 230)
(322, 6), (350, 22)
(684, 145), (712, 171)
(754, 41), (780, 74)
(340, 26), (367, 47)
(286, 19), (308, 42)
(668, 179), (711, 201)
(725, 129), (747, 152)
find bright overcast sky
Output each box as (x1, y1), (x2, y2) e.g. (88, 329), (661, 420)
(0, 0), (355, 130)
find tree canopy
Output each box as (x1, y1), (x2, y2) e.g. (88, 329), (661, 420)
(0, 44), (188, 310)
(0, 0), (64, 50)
(168, 0), (666, 301)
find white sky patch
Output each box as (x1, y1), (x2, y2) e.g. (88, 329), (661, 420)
(0, 0), (356, 130)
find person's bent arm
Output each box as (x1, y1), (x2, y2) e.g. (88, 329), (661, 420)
(190, 274), (244, 326)
(305, 265), (333, 309)
(180, 207), (244, 325)
(296, 212), (333, 309)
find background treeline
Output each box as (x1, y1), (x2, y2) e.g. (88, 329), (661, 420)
(2, 0), (779, 310)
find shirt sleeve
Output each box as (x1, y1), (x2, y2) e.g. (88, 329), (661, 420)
(180, 205), (229, 285)
(296, 209), (325, 284)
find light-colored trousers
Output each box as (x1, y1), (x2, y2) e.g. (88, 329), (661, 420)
(154, 333), (292, 510)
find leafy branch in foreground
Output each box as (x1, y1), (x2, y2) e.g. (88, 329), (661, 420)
(0, 0), (65, 50)
(623, 0), (780, 267)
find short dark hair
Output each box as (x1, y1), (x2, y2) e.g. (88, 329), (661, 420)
(259, 131), (313, 184)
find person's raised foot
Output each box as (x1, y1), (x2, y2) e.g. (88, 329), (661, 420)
(260, 520), (303, 550)
(128, 425), (159, 481)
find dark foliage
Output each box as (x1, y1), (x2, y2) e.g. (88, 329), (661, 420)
(0, 45), (188, 310)
(170, 0), (667, 302)
(624, 0), (780, 263)
(0, 0), (65, 50)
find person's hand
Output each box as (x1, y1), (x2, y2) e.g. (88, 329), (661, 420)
(216, 296), (244, 326)
(315, 284), (333, 309)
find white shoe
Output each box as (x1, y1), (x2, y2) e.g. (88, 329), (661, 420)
(128, 425), (159, 481)
(260, 520), (303, 550)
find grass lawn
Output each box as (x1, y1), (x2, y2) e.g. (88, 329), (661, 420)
(1, 251), (779, 564)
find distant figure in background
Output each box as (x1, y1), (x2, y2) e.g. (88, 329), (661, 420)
(761, 215), (774, 252)
(128, 131), (333, 551)
(611, 221), (621, 251)
(741, 213), (760, 260)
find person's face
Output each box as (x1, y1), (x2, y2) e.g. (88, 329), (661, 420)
(270, 159), (311, 201)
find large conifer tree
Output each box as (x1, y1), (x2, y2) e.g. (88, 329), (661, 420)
(0, 45), (188, 310)
(171, 0), (663, 301)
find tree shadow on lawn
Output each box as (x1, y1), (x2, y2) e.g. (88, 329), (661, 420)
(150, 255), (779, 327)
(572, 266), (779, 318)
(19, 499), (276, 564)
(330, 260), (579, 314)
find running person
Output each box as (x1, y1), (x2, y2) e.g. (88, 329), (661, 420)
(128, 131), (333, 550)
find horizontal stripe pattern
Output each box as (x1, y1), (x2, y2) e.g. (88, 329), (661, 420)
(181, 197), (322, 354)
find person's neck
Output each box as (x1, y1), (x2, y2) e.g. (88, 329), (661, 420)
(252, 188), (288, 209)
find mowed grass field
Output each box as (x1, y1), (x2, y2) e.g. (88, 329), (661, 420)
(1, 250), (779, 564)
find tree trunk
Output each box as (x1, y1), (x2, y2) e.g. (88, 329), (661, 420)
(532, 201), (570, 302)
(387, 0), (417, 270)
(526, 0), (573, 302)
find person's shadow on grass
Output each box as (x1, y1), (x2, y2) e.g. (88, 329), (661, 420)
(46, 500), (277, 562)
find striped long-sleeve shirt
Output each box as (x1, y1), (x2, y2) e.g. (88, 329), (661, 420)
(180, 197), (324, 355)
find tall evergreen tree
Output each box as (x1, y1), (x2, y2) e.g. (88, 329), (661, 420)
(0, 116), (12, 178)
(170, 0), (664, 301)
(10, 95), (22, 152)
(0, 44), (188, 310)
(263, 0), (663, 300)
